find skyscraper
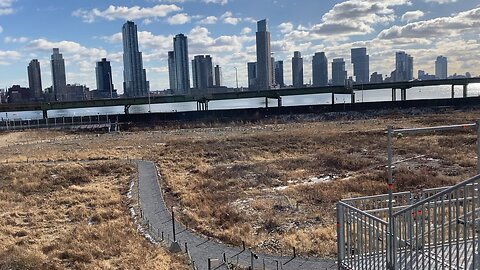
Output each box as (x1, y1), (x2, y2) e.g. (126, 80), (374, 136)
(274, 61), (284, 88)
(351, 48), (369, 83)
(255, 19), (273, 90)
(395, 51), (413, 82)
(214, 65), (222, 87)
(173, 34), (190, 93)
(122, 21), (149, 97)
(332, 58), (347, 85)
(435, 56), (448, 79)
(312, 52), (328, 86)
(168, 51), (177, 90)
(192, 55), (213, 90)
(247, 62), (257, 90)
(28, 59), (42, 99)
(292, 51), (304, 87)
(95, 58), (114, 94)
(51, 48), (67, 101)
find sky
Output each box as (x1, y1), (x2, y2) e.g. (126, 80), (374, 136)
(0, 0), (479, 93)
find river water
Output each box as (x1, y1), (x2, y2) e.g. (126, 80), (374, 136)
(3, 84), (480, 120)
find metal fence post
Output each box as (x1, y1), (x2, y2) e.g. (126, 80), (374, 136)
(477, 119), (480, 175)
(172, 207), (176, 242)
(387, 126), (395, 270)
(337, 203), (345, 269)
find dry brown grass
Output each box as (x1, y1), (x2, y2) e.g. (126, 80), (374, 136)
(2, 108), (480, 260)
(0, 161), (188, 270)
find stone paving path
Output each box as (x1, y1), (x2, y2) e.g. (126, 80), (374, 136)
(136, 160), (336, 270)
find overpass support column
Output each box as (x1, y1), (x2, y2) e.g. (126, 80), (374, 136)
(351, 93), (356, 104)
(42, 110), (48, 119)
(401, 88), (407, 101)
(277, 97), (282, 107)
(451, 85), (455, 99)
(392, 88), (396, 101)
(265, 97), (269, 108)
(124, 105), (131, 115)
(463, 85), (468, 98)
(332, 93), (335, 105)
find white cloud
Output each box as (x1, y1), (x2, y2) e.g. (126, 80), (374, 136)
(103, 31), (173, 51)
(401, 10), (425, 22)
(378, 7), (480, 40)
(26, 39), (107, 62)
(72, 5), (182, 23)
(203, 0), (228, 5)
(167, 13), (191, 25)
(425, 0), (457, 3)
(221, 11), (241, 25)
(277, 0), (411, 45)
(240, 27), (251, 35)
(0, 0), (14, 15)
(4, 36), (29, 43)
(198, 15), (217, 24)
(278, 22), (293, 34)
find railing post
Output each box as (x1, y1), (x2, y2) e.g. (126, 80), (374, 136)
(337, 203), (345, 269)
(387, 126), (395, 270)
(477, 119), (480, 175)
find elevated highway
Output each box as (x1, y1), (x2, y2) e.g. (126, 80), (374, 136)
(1, 78), (479, 119)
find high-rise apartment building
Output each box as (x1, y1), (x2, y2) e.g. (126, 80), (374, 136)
(255, 19), (273, 90)
(292, 51), (304, 87)
(247, 62), (257, 90)
(332, 58), (347, 85)
(214, 65), (222, 87)
(95, 58), (114, 94)
(51, 48), (67, 101)
(351, 48), (369, 83)
(192, 55), (213, 90)
(173, 34), (190, 93)
(168, 51), (177, 90)
(28, 59), (42, 100)
(395, 51), (413, 82)
(274, 61), (284, 88)
(435, 56), (448, 79)
(122, 21), (149, 97)
(312, 52), (328, 86)
(370, 72), (383, 83)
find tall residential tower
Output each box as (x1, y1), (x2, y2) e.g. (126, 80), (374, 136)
(122, 21), (149, 97)
(351, 48), (369, 83)
(255, 19), (273, 90)
(51, 48), (67, 101)
(173, 34), (190, 93)
(435, 56), (448, 79)
(332, 58), (347, 85)
(312, 52), (328, 86)
(292, 51), (304, 87)
(192, 55), (213, 90)
(28, 59), (42, 100)
(96, 58), (114, 95)
(395, 51), (413, 82)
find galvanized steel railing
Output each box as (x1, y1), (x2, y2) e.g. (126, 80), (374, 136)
(337, 121), (480, 270)
(390, 175), (480, 270)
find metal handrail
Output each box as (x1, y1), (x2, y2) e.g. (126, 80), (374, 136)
(392, 123), (476, 134)
(338, 201), (389, 226)
(393, 174), (480, 217)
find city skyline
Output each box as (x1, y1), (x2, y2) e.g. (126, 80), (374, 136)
(0, 1), (479, 93)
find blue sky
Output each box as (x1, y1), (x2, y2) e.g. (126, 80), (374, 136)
(0, 0), (479, 93)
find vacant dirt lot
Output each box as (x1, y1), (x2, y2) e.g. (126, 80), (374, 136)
(1, 107), (479, 261)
